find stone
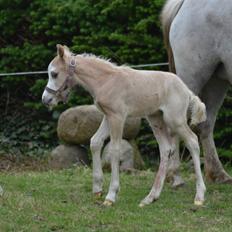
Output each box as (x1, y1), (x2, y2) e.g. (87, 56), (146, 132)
(102, 139), (145, 171)
(129, 140), (145, 170)
(57, 105), (141, 145)
(49, 144), (90, 169)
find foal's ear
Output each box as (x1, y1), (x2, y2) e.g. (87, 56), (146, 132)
(56, 44), (64, 58)
(63, 45), (70, 52)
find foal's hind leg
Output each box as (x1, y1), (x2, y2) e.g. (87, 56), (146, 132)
(140, 114), (175, 207)
(90, 116), (109, 195)
(170, 121), (206, 205)
(167, 137), (185, 188)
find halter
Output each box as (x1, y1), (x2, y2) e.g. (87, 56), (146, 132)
(45, 55), (76, 97)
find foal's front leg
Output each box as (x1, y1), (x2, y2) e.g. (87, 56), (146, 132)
(103, 114), (124, 206)
(90, 116), (109, 196)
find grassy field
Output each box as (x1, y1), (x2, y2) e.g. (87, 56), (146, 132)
(0, 166), (232, 232)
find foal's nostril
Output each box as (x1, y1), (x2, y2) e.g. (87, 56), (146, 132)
(42, 97), (52, 105)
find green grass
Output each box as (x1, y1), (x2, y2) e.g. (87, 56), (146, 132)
(0, 167), (232, 232)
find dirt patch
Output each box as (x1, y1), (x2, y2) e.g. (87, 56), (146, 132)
(0, 154), (48, 172)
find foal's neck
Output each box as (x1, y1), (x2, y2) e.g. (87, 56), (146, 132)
(74, 55), (116, 98)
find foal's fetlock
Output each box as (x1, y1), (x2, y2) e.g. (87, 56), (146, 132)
(93, 174), (103, 191)
(194, 190), (206, 206)
(139, 195), (157, 207)
(194, 198), (204, 206)
(93, 191), (103, 199)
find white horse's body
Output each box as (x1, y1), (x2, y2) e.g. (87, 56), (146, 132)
(162, 0), (232, 183)
(42, 45), (206, 206)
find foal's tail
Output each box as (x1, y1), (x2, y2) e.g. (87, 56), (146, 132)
(161, 0), (185, 73)
(189, 94), (207, 126)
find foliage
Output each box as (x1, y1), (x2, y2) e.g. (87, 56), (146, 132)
(1, 167), (232, 231)
(0, 0), (231, 161)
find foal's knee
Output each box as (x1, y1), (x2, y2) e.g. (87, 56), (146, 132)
(90, 137), (104, 154)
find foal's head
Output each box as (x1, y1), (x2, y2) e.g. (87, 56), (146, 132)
(42, 44), (76, 108)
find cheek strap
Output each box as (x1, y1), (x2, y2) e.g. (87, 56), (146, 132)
(45, 55), (77, 97)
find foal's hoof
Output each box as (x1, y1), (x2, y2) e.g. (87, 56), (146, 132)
(194, 200), (204, 206)
(94, 192), (102, 198)
(103, 200), (114, 207)
(139, 202), (146, 208)
(139, 197), (154, 207)
(172, 178), (185, 189)
(139, 201), (151, 208)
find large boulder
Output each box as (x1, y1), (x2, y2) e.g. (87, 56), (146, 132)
(102, 139), (145, 171)
(129, 140), (145, 170)
(48, 144), (90, 169)
(57, 105), (141, 145)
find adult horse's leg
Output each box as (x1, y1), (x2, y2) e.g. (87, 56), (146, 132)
(167, 20), (220, 184)
(165, 63), (215, 186)
(104, 114), (124, 206)
(198, 76), (232, 183)
(90, 116), (109, 195)
(140, 114), (175, 206)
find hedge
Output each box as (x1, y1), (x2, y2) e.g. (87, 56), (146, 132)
(0, 0), (231, 162)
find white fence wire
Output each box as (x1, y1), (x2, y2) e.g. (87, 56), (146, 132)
(0, 62), (169, 77)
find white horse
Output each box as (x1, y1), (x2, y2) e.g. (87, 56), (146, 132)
(161, 0), (232, 184)
(42, 45), (206, 206)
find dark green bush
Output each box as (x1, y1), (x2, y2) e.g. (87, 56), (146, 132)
(0, 0), (231, 163)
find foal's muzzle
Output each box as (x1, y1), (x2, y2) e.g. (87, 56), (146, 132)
(42, 96), (53, 106)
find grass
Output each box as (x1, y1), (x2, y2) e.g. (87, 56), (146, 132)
(0, 166), (232, 232)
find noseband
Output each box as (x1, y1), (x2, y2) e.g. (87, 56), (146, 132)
(45, 56), (76, 97)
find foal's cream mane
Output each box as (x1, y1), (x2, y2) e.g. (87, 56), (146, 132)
(78, 53), (132, 73)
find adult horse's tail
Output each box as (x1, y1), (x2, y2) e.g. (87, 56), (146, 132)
(161, 0), (185, 73)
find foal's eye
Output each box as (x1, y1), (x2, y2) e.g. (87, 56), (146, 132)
(51, 71), (58, 79)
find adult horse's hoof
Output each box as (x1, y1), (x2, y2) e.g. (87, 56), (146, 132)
(194, 200), (204, 206)
(103, 200), (114, 206)
(222, 178), (232, 184)
(205, 169), (232, 184)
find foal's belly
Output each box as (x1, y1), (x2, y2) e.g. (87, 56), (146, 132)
(126, 92), (161, 117)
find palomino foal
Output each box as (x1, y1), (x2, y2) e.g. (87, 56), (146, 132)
(42, 45), (206, 206)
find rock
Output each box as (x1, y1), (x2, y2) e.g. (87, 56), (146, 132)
(57, 105), (141, 145)
(49, 144), (90, 169)
(102, 139), (145, 171)
(102, 140), (134, 171)
(129, 140), (145, 170)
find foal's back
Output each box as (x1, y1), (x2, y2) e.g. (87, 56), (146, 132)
(120, 69), (190, 117)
